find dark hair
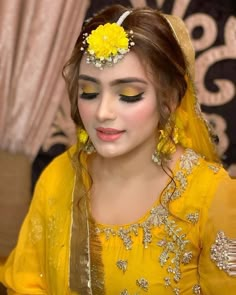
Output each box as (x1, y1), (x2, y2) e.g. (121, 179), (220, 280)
(63, 4), (187, 129)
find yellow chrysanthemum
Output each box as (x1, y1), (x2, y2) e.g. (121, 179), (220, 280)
(86, 23), (129, 59)
(78, 129), (88, 144)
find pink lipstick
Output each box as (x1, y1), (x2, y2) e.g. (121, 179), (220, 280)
(96, 127), (124, 142)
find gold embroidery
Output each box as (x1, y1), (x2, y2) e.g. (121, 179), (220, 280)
(208, 164), (220, 174)
(173, 288), (180, 295)
(164, 276), (171, 286)
(136, 278), (149, 291)
(186, 212), (199, 224)
(192, 284), (201, 294)
(96, 149), (201, 294)
(116, 260), (128, 273)
(182, 251), (193, 264)
(95, 207), (168, 250)
(120, 290), (138, 295)
(211, 231), (236, 276)
(29, 215), (43, 244)
(157, 149), (200, 293)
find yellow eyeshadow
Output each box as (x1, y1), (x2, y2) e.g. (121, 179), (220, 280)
(80, 84), (98, 93)
(120, 87), (141, 96)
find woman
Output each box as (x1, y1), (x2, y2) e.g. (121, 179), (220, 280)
(1, 4), (236, 295)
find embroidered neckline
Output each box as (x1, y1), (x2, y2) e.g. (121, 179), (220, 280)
(94, 149), (201, 295)
(94, 148), (201, 231)
(95, 149), (201, 251)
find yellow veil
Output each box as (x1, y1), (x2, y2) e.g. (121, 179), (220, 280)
(163, 14), (219, 163)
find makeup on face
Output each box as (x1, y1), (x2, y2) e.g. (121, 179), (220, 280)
(77, 52), (159, 159)
(78, 75), (147, 104)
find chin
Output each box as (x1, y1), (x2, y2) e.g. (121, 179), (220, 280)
(95, 147), (125, 159)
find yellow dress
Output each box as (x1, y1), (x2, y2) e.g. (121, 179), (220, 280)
(1, 148), (236, 295)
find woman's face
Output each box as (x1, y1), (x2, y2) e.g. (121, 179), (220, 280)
(78, 51), (159, 158)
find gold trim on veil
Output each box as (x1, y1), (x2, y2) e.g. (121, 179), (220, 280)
(163, 14), (219, 163)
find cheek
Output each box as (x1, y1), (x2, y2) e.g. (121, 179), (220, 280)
(78, 100), (94, 125)
(122, 102), (159, 127)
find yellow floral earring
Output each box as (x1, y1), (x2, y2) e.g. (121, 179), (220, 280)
(77, 128), (96, 154)
(152, 108), (192, 165)
(152, 114), (178, 165)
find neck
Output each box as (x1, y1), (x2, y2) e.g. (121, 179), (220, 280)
(90, 139), (164, 183)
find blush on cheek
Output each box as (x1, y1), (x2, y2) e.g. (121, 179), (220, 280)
(78, 101), (93, 125)
(122, 105), (159, 128)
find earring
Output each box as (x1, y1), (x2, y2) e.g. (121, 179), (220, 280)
(77, 128), (96, 154)
(152, 107), (192, 165)
(152, 115), (178, 165)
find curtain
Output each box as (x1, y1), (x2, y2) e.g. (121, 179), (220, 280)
(0, 0), (90, 256)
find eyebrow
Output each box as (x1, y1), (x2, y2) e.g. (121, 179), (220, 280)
(78, 74), (148, 86)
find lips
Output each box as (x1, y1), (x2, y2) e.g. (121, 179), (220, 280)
(96, 127), (125, 141)
(96, 127), (124, 134)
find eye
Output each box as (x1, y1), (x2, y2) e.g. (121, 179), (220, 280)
(120, 92), (144, 103)
(79, 83), (99, 100)
(79, 92), (99, 100)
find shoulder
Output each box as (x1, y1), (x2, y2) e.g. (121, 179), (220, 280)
(40, 145), (76, 181)
(35, 145), (77, 194)
(171, 149), (232, 220)
(183, 148), (229, 195)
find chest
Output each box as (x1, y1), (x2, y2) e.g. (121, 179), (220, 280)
(90, 179), (166, 225)
(92, 210), (200, 295)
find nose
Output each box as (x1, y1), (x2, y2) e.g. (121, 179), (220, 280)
(96, 95), (116, 122)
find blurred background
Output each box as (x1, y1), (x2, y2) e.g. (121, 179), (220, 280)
(0, 0), (235, 293)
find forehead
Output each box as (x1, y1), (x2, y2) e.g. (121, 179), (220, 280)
(79, 51), (151, 83)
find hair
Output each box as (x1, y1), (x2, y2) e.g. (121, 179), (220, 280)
(63, 4), (187, 131)
(64, 5), (188, 223)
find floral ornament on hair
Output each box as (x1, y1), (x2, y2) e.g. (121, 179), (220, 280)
(81, 23), (134, 69)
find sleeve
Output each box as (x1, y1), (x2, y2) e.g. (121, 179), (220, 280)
(0, 178), (48, 295)
(199, 176), (236, 295)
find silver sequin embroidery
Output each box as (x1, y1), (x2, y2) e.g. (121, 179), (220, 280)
(116, 260), (128, 273)
(192, 284), (201, 294)
(211, 231), (236, 276)
(96, 149), (201, 294)
(186, 212), (199, 224)
(136, 278), (149, 291)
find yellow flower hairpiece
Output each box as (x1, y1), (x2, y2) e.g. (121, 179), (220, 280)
(81, 11), (134, 69)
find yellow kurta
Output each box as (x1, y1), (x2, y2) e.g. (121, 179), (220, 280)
(1, 148), (236, 295)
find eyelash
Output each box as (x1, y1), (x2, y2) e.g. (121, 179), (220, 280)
(80, 92), (98, 100)
(120, 92), (144, 103)
(79, 92), (144, 103)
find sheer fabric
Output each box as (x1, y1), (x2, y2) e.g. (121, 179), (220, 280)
(1, 147), (236, 294)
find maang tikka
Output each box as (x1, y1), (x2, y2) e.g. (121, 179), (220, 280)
(80, 10), (135, 69)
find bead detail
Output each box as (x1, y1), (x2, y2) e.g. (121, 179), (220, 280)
(211, 231), (236, 276)
(208, 164), (220, 174)
(116, 260), (128, 273)
(186, 212), (199, 224)
(136, 278), (149, 291)
(192, 284), (201, 294)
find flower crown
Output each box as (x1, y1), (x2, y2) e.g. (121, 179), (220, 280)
(81, 11), (135, 69)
